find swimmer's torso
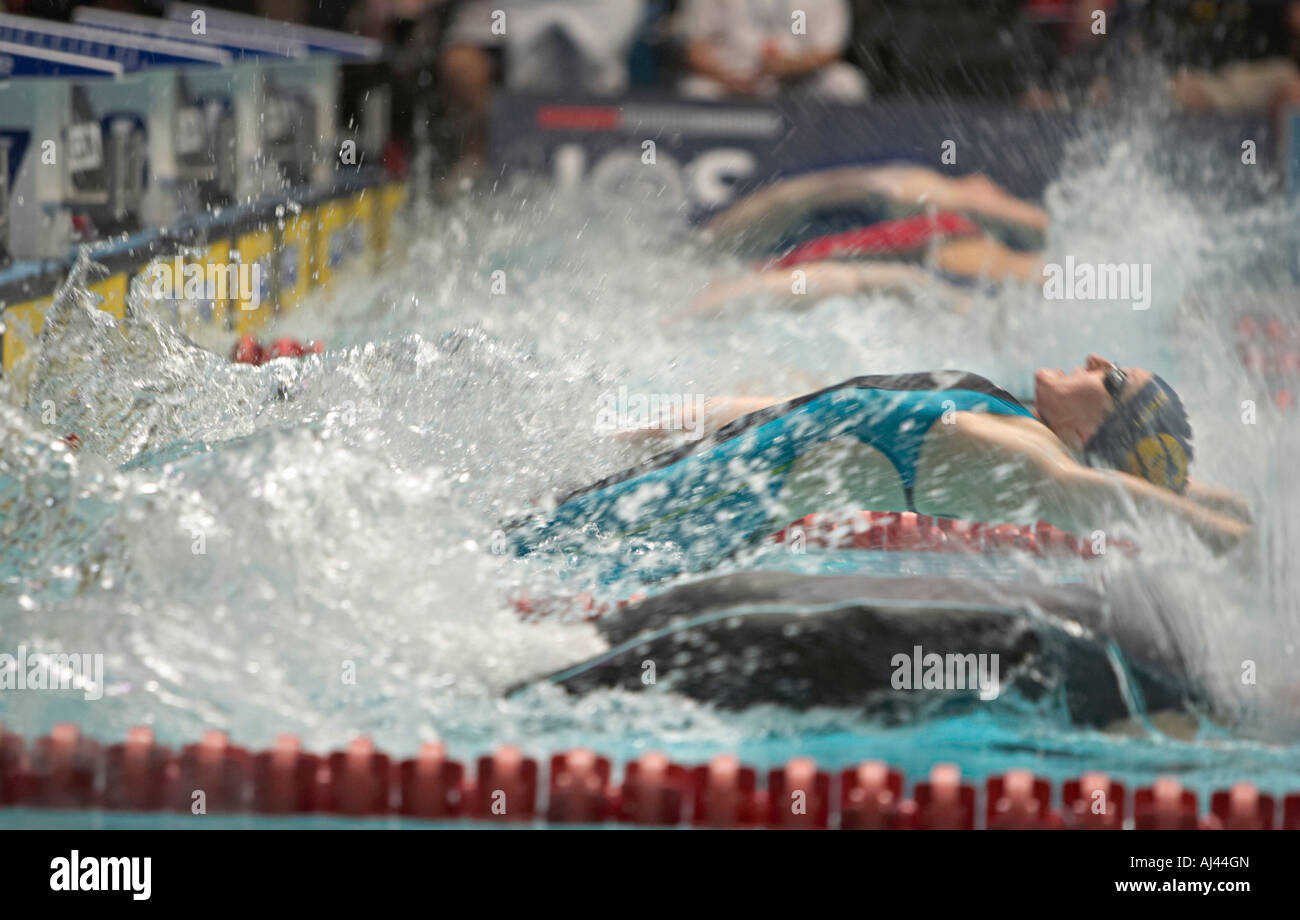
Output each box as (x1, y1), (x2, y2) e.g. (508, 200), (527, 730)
(514, 373), (1035, 580)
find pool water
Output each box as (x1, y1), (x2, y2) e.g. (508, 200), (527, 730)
(2, 99), (1300, 819)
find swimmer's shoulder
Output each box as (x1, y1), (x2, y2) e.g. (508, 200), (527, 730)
(942, 410), (1073, 467)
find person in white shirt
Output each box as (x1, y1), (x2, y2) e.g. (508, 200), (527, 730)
(441, 0), (645, 176)
(677, 0), (868, 101)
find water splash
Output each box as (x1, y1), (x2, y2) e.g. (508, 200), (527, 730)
(1, 110), (1298, 777)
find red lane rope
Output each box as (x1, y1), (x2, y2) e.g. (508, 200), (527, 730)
(0, 723), (1286, 829)
(770, 510), (1136, 557)
(1236, 314), (1300, 410)
(511, 512), (1135, 621)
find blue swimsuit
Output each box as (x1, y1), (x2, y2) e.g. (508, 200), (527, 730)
(512, 373), (1034, 581)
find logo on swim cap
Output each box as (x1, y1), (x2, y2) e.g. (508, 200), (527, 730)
(1125, 433), (1189, 493)
(1086, 375), (1194, 493)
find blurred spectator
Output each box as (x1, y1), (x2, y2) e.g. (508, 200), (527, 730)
(1021, 0), (1114, 56)
(1016, 0), (1117, 107)
(677, 0), (867, 101)
(441, 0), (645, 175)
(1170, 2), (1300, 119)
(848, 0), (1046, 103)
(348, 1), (450, 177)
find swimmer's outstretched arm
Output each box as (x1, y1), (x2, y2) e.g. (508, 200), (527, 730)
(952, 414), (1251, 552)
(679, 241), (1042, 322)
(703, 169), (862, 245)
(1183, 478), (1254, 525)
(683, 262), (973, 318)
(1052, 465), (1250, 553)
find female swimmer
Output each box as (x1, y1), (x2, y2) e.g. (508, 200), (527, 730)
(512, 356), (1250, 581)
(704, 163), (1049, 255)
(686, 165), (1049, 316)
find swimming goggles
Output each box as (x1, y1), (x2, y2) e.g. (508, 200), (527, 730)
(1103, 364), (1127, 404)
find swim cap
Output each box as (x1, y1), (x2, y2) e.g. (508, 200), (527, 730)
(231, 335), (265, 366)
(1083, 375), (1194, 493)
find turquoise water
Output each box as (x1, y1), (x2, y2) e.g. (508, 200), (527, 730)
(2, 100), (1300, 824)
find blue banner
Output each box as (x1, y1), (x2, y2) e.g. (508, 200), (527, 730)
(0, 41), (123, 78)
(491, 94), (1074, 221)
(491, 94), (1270, 222)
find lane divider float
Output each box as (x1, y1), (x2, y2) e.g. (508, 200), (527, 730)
(511, 511), (1134, 621)
(0, 723), (1288, 829)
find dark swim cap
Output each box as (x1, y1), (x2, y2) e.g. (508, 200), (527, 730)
(1084, 375), (1194, 493)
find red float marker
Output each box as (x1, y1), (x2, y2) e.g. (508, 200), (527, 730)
(0, 724), (27, 807)
(1284, 793), (1300, 830)
(1135, 777), (1201, 830)
(986, 770), (1062, 829)
(471, 746), (538, 821)
(102, 727), (174, 812)
(253, 734), (323, 815)
(766, 757), (830, 829)
(913, 763), (976, 830)
(1062, 772), (1125, 830)
(547, 749), (611, 824)
(325, 737), (392, 816)
(841, 761), (907, 830)
(617, 752), (688, 826)
(26, 724), (101, 809)
(399, 742), (465, 820)
(1209, 783), (1274, 831)
(175, 731), (253, 814)
(691, 755), (760, 827)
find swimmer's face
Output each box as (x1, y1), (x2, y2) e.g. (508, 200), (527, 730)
(1034, 354), (1153, 449)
